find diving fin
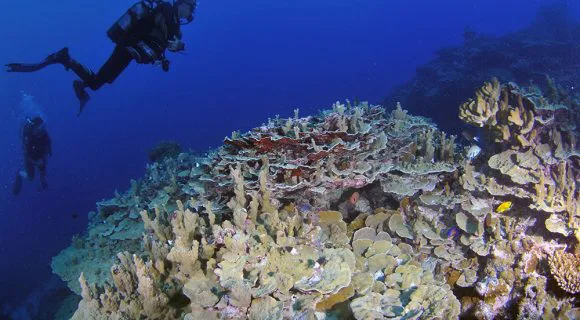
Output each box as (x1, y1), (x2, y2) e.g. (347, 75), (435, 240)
(12, 171), (23, 196)
(73, 80), (90, 116)
(5, 47), (71, 73)
(46, 47), (71, 69)
(5, 62), (47, 73)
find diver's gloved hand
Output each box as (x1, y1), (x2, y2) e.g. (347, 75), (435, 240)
(168, 36), (185, 52)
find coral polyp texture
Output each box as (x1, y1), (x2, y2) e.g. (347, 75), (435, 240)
(548, 251), (580, 294)
(52, 80), (579, 319)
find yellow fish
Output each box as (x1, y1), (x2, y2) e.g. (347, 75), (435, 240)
(496, 201), (513, 213)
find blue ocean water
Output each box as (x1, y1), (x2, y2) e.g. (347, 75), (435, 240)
(0, 0), (578, 318)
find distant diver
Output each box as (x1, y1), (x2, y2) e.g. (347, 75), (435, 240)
(5, 0), (197, 115)
(13, 116), (52, 195)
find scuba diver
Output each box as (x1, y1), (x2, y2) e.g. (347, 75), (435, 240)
(5, 0), (197, 115)
(13, 116), (52, 195)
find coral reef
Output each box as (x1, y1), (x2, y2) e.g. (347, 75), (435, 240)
(453, 79), (579, 319)
(51, 191), (143, 295)
(53, 80), (578, 319)
(148, 140), (183, 163)
(384, 3), (580, 134)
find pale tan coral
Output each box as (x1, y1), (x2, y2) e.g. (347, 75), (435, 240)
(183, 274), (219, 311)
(349, 261), (460, 320)
(72, 252), (178, 319)
(391, 102), (408, 121)
(166, 207), (202, 281)
(459, 79), (539, 148)
(140, 208), (171, 243)
(388, 213), (413, 240)
(548, 250), (580, 294)
(456, 211), (482, 235)
(459, 78), (501, 127)
(439, 131), (457, 163)
(488, 149), (541, 185)
(380, 173), (442, 197)
(545, 214), (573, 236)
(248, 296), (284, 320)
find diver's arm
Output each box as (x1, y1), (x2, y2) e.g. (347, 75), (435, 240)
(160, 2), (182, 40)
(156, 3), (184, 52)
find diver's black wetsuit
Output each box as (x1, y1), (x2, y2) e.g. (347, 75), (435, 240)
(13, 118), (52, 195)
(69, 2), (182, 90)
(6, 1), (183, 114)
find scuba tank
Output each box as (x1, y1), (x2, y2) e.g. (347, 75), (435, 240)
(107, 1), (160, 45)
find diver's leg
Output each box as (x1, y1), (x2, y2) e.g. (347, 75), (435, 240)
(66, 59), (98, 87)
(67, 58), (101, 115)
(91, 45), (134, 89)
(5, 46), (100, 92)
(74, 45), (133, 90)
(8, 46), (98, 84)
(5, 48), (70, 72)
(73, 45), (133, 115)
(25, 158), (35, 181)
(72, 80), (91, 116)
(38, 159), (48, 190)
(12, 170), (23, 196)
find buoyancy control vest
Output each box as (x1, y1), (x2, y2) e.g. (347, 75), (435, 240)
(107, 0), (160, 45)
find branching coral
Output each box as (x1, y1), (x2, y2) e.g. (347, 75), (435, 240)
(454, 78), (579, 318)
(459, 78), (502, 128)
(548, 250), (580, 294)
(459, 79), (578, 237)
(459, 78), (537, 148)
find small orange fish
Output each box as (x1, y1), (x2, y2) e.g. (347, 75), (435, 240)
(496, 201), (513, 213)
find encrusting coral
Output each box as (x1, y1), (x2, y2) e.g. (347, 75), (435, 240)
(53, 80), (578, 319)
